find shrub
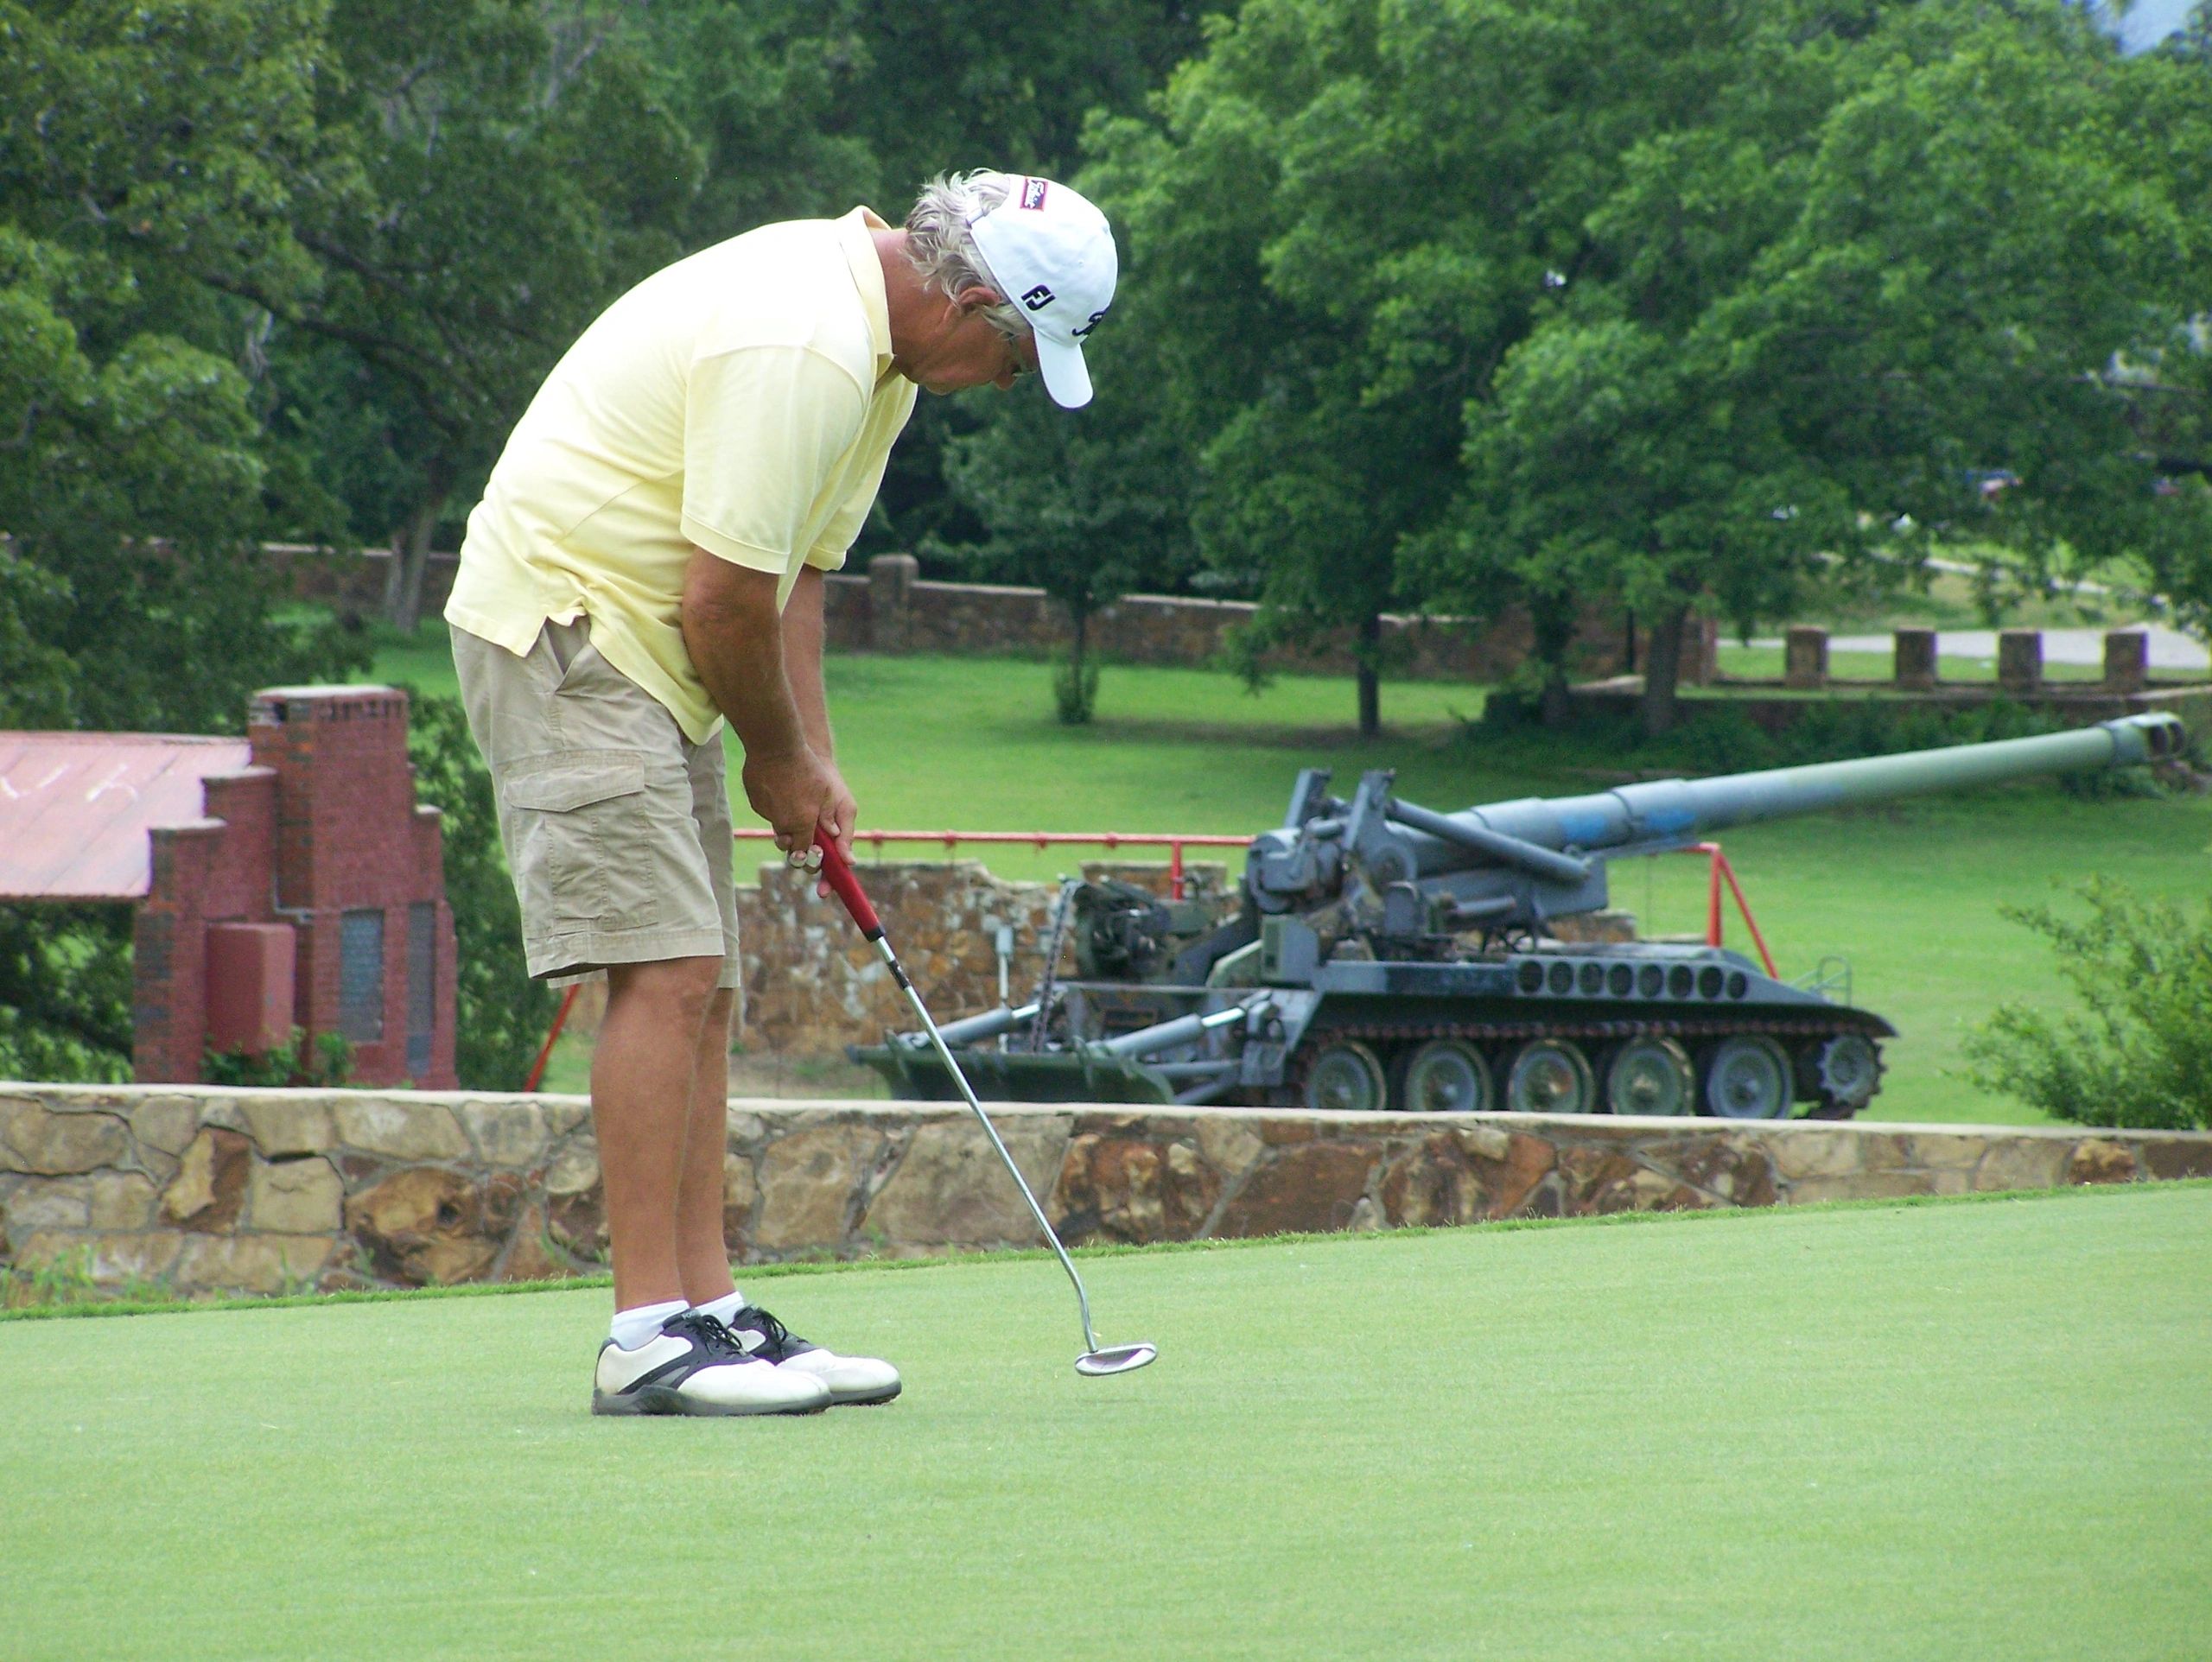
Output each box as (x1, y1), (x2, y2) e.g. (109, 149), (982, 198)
(202, 1027), (355, 1088)
(1963, 879), (2212, 1131)
(1473, 692), (2171, 796)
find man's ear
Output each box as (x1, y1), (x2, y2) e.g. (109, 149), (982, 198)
(951, 283), (1007, 314)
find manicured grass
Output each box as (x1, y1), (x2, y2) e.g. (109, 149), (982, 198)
(3, 1185), (2206, 1661)
(373, 628), (2212, 1125)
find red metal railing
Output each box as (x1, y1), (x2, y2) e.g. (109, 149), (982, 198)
(1680, 841), (1779, 977)
(522, 829), (1783, 1089)
(734, 828), (1251, 902)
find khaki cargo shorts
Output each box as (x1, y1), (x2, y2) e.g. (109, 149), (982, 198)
(451, 617), (740, 989)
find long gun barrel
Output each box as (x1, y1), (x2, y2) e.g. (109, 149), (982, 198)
(1249, 714), (2188, 927)
(1408, 714), (2183, 869)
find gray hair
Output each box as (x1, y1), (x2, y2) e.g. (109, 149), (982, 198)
(905, 170), (1029, 341)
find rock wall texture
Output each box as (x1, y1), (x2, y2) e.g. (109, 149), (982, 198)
(731, 858), (1233, 1057)
(257, 544), (1715, 687)
(3, 1084), (2205, 1298)
(821, 555), (1717, 685)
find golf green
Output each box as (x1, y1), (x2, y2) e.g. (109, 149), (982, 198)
(5, 1185), (2206, 1659)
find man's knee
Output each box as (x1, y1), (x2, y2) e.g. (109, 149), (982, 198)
(607, 956), (727, 1030)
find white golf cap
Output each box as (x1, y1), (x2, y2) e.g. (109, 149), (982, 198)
(968, 175), (1117, 409)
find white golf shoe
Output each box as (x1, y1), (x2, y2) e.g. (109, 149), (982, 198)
(592, 1310), (832, 1417)
(721, 1304), (903, 1406)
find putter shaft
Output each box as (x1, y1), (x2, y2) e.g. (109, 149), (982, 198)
(871, 934), (1104, 1355)
(814, 835), (1113, 1360)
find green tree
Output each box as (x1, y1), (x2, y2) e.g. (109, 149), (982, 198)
(1717, 2), (2198, 678)
(0, 2), (365, 1077)
(2101, 24), (2212, 637)
(935, 371), (1193, 721)
(256, 0), (701, 628)
(0, 1), (359, 732)
(1087, 0), (1780, 734)
(1094, 0), (2209, 736)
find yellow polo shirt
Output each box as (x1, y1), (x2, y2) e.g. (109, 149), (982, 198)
(446, 206), (919, 742)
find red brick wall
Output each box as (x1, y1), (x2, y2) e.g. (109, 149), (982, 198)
(247, 688), (458, 1089)
(132, 688), (457, 1088)
(134, 769), (279, 1082)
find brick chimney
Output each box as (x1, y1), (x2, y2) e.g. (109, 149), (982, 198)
(245, 686), (458, 1087)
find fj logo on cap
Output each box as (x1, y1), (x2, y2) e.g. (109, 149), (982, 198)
(1021, 284), (1055, 311)
(1020, 178), (1049, 210)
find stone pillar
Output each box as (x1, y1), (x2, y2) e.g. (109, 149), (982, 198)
(1997, 629), (2043, 695)
(868, 553), (918, 653)
(1783, 625), (1829, 689)
(2103, 629), (2149, 694)
(1894, 627), (1938, 690)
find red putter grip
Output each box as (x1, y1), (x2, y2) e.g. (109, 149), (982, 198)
(814, 832), (883, 939)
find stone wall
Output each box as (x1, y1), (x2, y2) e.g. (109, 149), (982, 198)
(3, 1083), (2205, 1298)
(259, 543), (1714, 688)
(827, 554), (1715, 685)
(730, 857), (1233, 1057)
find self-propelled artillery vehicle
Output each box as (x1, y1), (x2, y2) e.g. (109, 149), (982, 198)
(853, 714), (2185, 1120)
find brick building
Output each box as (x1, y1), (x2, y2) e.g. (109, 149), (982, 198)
(0, 686), (457, 1087)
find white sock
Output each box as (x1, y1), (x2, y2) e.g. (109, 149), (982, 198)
(608, 1298), (688, 1352)
(691, 1290), (747, 1328)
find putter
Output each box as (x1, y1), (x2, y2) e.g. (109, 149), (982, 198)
(812, 832), (1157, 1378)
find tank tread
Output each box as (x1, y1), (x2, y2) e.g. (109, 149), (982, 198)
(1300, 1016), (1886, 1120)
(1306, 1014), (1886, 1047)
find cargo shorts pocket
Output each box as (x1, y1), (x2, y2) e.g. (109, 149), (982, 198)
(501, 753), (664, 935)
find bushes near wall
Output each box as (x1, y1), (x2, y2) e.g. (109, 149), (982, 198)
(1967, 880), (2212, 1132)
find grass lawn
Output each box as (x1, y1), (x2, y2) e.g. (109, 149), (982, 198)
(3, 1184), (2206, 1661)
(372, 629), (2212, 1125)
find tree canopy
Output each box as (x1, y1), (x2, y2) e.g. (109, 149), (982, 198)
(1071, 0), (2211, 732)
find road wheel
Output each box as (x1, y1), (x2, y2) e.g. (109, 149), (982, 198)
(1301, 1040), (1388, 1113)
(1396, 1039), (1494, 1114)
(1702, 1035), (1795, 1120)
(1810, 1033), (1883, 1114)
(1503, 1040), (1596, 1115)
(1604, 1037), (1695, 1117)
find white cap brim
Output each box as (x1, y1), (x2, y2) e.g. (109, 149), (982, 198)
(1035, 333), (1092, 409)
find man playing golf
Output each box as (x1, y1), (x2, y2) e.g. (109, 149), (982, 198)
(445, 171), (1116, 1415)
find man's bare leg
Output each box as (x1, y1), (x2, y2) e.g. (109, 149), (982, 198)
(664, 982), (901, 1405)
(593, 956), (724, 1310)
(677, 987), (740, 1306)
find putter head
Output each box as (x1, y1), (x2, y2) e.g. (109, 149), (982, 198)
(1075, 1342), (1157, 1378)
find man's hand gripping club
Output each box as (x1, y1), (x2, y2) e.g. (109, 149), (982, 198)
(743, 745), (852, 884)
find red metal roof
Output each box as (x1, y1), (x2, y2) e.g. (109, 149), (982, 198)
(0, 733), (257, 901)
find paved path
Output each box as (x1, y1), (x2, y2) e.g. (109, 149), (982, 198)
(1749, 624), (2209, 671)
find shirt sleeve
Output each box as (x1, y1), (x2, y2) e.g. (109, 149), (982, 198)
(680, 345), (868, 584)
(804, 446), (897, 572)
